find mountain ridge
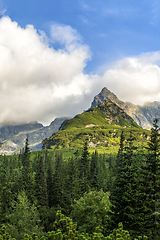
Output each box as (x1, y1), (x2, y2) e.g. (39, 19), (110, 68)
(0, 86), (159, 154)
(42, 99), (143, 150)
(91, 87), (160, 129)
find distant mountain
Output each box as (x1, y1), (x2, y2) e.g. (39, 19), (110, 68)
(1, 86), (158, 154)
(91, 87), (160, 129)
(0, 117), (66, 155)
(42, 99), (144, 150)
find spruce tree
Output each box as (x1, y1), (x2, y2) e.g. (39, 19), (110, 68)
(140, 118), (160, 238)
(35, 153), (48, 207)
(47, 156), (55, 208)
(79, 139), (90, 194)
(90, 151), (99, 190)
(22, 137), (31, 190)
(110, 130), (143, 236)
(22, 137), (34, 202)
(52, 154), (65, 209)
(0, 165), (12, 224)
(65, 157), (80, 203)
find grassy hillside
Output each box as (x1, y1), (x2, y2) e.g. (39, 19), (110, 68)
(42, 100), (150, 152)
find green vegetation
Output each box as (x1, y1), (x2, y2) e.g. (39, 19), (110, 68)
(42, 100), (149, 152)
(71, 190), (111, 235)
(1, 101), (160, 239)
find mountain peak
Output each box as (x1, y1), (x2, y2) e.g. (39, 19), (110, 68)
(91, 87), (118, 108)
(91, 87), (160, 129)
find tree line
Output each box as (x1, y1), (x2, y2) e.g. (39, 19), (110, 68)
(1, 118), (160, 239)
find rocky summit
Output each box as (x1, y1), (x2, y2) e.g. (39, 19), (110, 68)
(91, 87), (160, 129)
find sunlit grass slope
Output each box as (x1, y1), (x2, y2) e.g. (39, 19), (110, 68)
(42, 100), (150, 152)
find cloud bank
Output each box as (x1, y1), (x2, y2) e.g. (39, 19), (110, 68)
(0, 16), (93, 125)
(100, 52), (160, 105)
(0, 16), (160, 125)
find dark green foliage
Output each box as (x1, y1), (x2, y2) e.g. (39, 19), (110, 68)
(47, 156), (55, 208)
(65, 157), (80, 206)
(52, 154), (65, 209)
(71, 190), (111, 235)
(22, 137), (34, 202)
(90, 151), (100, 190)
(0, 212), (148, 240)
(79, 140), (90, 194)
(35, 153), (48, 207)
(106, 222), (131, 240)
(0, 225), (15, 240)
(139, 118), (160, 238)
(6, 191), (43, 240)
(1, 121), (159, 239)
(51, 210), (81, 239)
(110, 131), (143, 236)
(0, 163), (12, 223)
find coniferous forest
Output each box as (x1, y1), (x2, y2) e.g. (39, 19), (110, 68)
(1, 119), (160, 239)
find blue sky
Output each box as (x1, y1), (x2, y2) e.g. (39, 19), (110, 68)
(1, 0), (160, 124)
(4, 0), (160, 73)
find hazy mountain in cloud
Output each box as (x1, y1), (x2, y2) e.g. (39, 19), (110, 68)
(0, 117), (66, 155)
(91, 87), (160, 129)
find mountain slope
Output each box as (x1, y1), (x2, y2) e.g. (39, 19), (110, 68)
(0, 117), (66, 155)
(91, 87), (160, 129)
(62, 99), (139, 130)
(42, 100), (148, 151)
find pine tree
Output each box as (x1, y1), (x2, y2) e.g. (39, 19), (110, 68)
(22, 137), (34, 202)
(90, 150), (99, 190)
(52, 154), (64, 209)
(139, 118), (160, 239)
(47, 156), (55, 208)
(79, 139), (90, 194)
(110, 130), (142, 236)
(35, 153), (48, 207)
(98, 153), (108, 191)
(66, 157), (80, 203)
(22, 137), (31, 189)
(0, 164), (12, 224)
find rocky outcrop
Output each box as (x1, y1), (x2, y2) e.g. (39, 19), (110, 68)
(91, 87), (160, 129)
(91, 87), (118, 107)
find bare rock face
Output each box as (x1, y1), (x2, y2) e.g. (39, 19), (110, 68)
(91, 87), (118, 107)
(91, 87), (160, 129)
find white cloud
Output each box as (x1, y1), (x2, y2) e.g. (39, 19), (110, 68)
(99, 52), (160, 105)
(1, 16), (160, 126)
(0, 16), (92, 125)
(50, 23), (81, 48)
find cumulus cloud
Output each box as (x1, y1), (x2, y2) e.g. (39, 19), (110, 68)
(0, 16), (160, 126)
(0, 16), (94, 125)
(99, 52), (160, 105)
